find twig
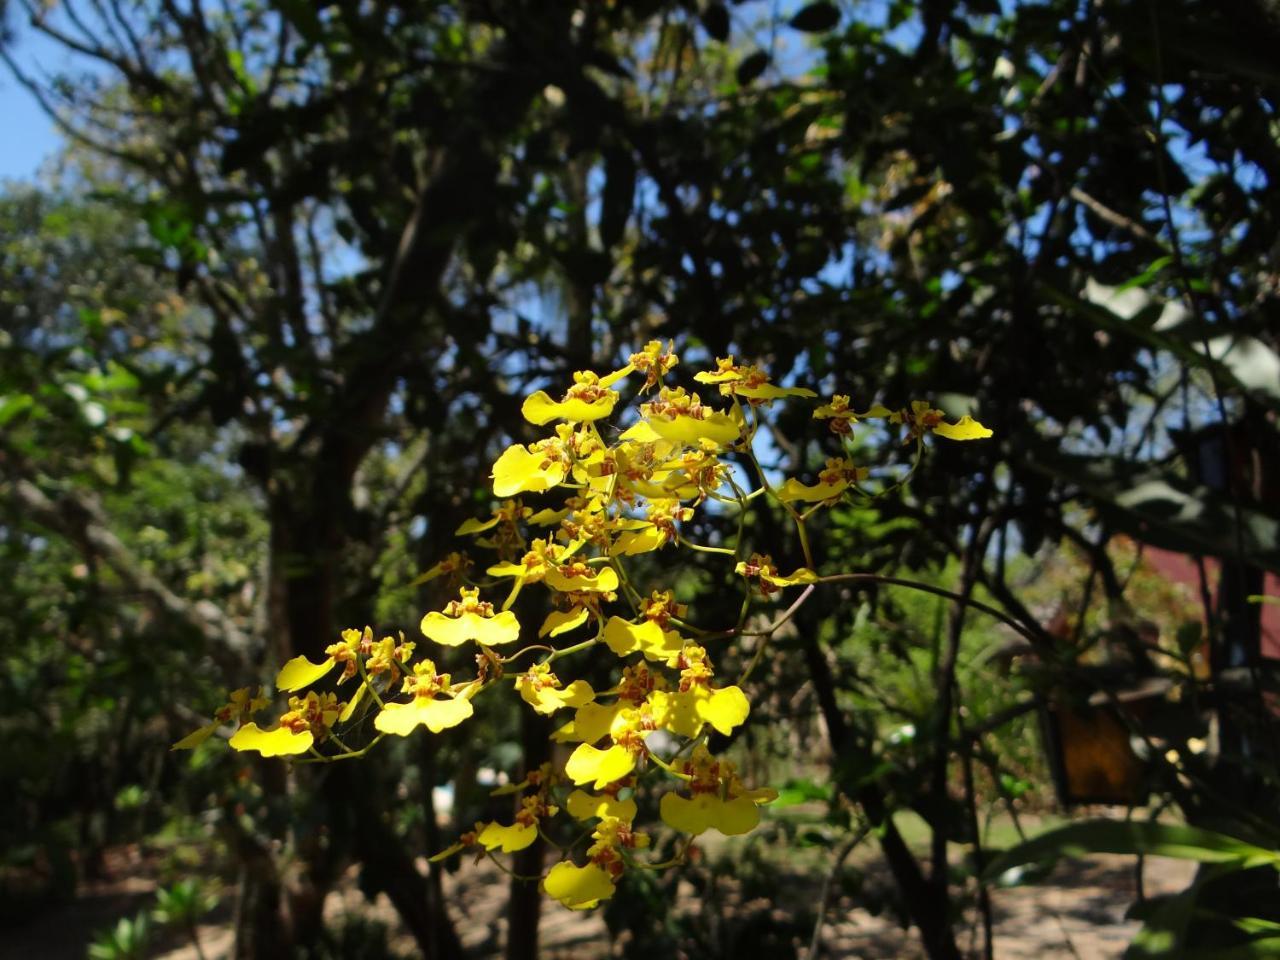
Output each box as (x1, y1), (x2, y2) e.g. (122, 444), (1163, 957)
(806, 822), (870, 959)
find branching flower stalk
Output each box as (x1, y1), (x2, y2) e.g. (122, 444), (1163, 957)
(173, 342), (992, 909)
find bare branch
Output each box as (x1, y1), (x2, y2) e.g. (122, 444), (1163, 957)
(4, 474), (255, 672)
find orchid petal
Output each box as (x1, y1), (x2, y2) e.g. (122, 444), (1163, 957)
(932, 415), (993, 440)
(539, 607), (590, 638)
(565, 743), (636, 789)
(565, 789), (638, 823)
(543, 861), (615, 910)
(275, 655), (336, 692)
(229, 723), (314, 757)
(478, 821), (538, 853)
(171, 722), (218, 751)
(492, 444), (566, 498)
(522, 391), (616, 425)
(374, 696), (474, 736)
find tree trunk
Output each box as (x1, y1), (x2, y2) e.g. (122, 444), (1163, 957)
(506, 710), (552, 960)
(801, 616), (961, 960)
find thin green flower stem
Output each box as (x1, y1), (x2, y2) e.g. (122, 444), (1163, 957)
(297, 733), (387, 764)
(739, 584), (816, 639)
(500, 644), (556, 664)
(538, 825), (566, 851)
(743, 444), (814, 567)
(482, 849), (543, 883)
(667, 730), (708, 764)
(501, 574), (526, 611)
(609, 557), (643, 612)
(839, 435), (922, 500)
(738, 584), (816, 685)
(546, 636), (600, 664)
(815, 573), (1040, 644)
(641, 836), (695, 871)
(327, 731), (357, 754)
(647, 749), (693, 780)
(677, 535), (736, 556)
(708, 478), (765, 506)
(793, 515), (815, 571)
(356, 659), (385, 709)
(666, 615), (721, 638)
(733, 580), (754, 635)
(725, 474), (751, 561)
(800, 503), (827, 522)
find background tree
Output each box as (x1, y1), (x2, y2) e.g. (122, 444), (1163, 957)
(3, 0), (1279, 957)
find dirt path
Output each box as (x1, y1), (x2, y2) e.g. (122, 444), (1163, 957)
(1, 848), (1196, 959)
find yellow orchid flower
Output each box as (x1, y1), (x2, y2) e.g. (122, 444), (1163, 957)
(420, 587), (521, 646)
(812, 394), (858, 435)
(639, 387), (741, 447)
(649, 645), (749, 738)
(543, 861), (616, 910)
(538, 606), (591, 637)
(544, 560), (619, 594)
(565, 707), (654, 788)
(734, 554), (820, 595)
(626, 339), (679, 393)
(522, 370), (622, 425)
(408, 551), (472, 588)
(607, 499), (691, 556)
(565, 742), (638, 789)
(566, 788), (638, 824)
(890, 400), (993, 441)
(491, 443), (567, 498)
(477, 795), (557, 853)
(554, 658), (664, 743)
(491, 424), (593, 498)
(776, 457), (868, 503)
(172, 686), (269, 750)
(273, 625), (368, 693)
(659, 745), (777, 837)
(455, 500), (532, 555)
(516, 663), (595, 715)
(544, 816), (649, 910)
(694, 356), (817, 403)
(660, 445), (726, 502)
(230, 691), (344, 757)
(602, 616), (683, 661)
(373, 660), (474, 736)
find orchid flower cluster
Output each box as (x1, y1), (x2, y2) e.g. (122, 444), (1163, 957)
(175, 342), (992, 910)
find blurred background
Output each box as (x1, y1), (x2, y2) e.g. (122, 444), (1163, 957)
(1, 1), (1278, 957)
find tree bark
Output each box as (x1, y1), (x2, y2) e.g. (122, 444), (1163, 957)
(800, 610), (961, 960)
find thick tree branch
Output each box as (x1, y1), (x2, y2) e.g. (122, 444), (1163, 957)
(4, 474), (254, 671)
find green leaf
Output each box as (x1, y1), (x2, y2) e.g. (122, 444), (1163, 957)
(772, 777), (834, 808)
(1184, 936), (1280, 959)
(1116, 255), (1173, 293)
(0, 394), (35, 427)
(736, 50), (770, 85)
(984, 821), (1280, 883)
(789, 2), (840, 32)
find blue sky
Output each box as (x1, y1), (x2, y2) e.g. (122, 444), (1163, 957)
(1, 31), (71, 183)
